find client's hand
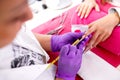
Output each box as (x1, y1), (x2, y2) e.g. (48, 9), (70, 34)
(84, 12), (119, 51)
(76, 0), (100, 19)
(51, 32), (83, 52)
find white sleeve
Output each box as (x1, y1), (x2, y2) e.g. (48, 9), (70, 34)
(108, 7), (120, 26)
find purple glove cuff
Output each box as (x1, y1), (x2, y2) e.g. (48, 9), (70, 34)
(56, 74), (75, 80)
(51, 35), (60, 52)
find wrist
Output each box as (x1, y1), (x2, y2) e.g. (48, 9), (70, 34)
(56, 77), (75, 80)
(107, 11), (120, 28)
(111, 12), (120, 26)
(51, 35), (60, 52)
(62, 77), (75, 80)
(56, 75), (75, 80)
(56, 72), (75, 80)
(109, 8), (120, 25)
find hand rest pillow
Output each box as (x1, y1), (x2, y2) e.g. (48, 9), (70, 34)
(71, 10), (120, 55)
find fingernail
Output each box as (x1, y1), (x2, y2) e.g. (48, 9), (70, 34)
(80, 16), (83, 19)
(78, 13), (80, 16)
(85, 15), (87, 18)
(82, 35), (86, 39)
(83, 49), (89, 54)
(83, 47), (89, 53)
(97, 9), (100, 12)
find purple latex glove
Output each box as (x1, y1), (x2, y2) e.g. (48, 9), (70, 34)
(77, 34), (92, 50)
(56, 44), (83, 80)
(56, 35), (91, 80)
(51, 32), (84, 52)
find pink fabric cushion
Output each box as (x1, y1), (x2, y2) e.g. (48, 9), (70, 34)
(99, 27), (120, 55)
(91, 46), (120, 67)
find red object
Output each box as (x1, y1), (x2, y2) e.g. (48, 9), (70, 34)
(74, 30), (81, 32)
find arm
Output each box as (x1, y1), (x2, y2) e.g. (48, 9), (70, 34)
(34, 33), (52, 51)
(108, 7), (120, 25)
(76, 0), (100, 19)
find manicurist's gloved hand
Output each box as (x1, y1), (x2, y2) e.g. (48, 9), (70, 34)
(56, 44), (83, 80)
(51, 32), (84, 52)
(77, 34), (92, 51)
(56, 35), (91, 80)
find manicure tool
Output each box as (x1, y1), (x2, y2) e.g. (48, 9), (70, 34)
(47, 12), (68, 35)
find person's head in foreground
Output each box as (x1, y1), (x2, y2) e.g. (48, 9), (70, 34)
(0, 0), (33, 48)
